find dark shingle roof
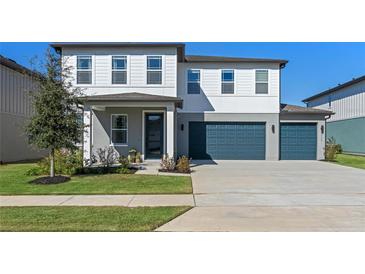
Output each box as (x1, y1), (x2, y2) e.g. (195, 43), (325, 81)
(302, 74), (365, 102)
(79, 92), (183, 108)
(280, 104), (334, 115)
(185, 55), (288, 67)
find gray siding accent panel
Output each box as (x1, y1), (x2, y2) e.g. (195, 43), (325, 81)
(177, 113), (279, 160)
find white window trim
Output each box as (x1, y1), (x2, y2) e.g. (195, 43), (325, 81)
(110, 114), (128, 146)
(255, 69), (270, 95)
(221, 69), (235, 94)
(76, 55), (93, 85)
(146, 56), (163, 85)
(187, 69), (201, 94)
(111, 56), (128, 85)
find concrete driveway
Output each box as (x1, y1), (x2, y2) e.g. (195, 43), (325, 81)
(157, 161), (365, 231)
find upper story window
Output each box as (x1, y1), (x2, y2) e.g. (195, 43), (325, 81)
(111, 114), (128, 145)
(147, 56), (162, 84)
(255, 70), (269, 94)
(112, 56), (127, 84)
(221, 70), (234, 94)
(187, 69), (201, 94)
(77, 56), (92, 84)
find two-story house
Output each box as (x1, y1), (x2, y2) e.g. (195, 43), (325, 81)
(51, 43), (332, 162)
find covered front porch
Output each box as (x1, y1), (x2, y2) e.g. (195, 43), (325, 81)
(81, 92), (183, 163)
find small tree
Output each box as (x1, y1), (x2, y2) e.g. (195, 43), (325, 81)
(26, 48), (83, 178)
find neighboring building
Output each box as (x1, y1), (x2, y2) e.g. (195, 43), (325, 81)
(0, 55), (46, 163)
(51, 43), (332, 161)
(303, 75), (365, 155)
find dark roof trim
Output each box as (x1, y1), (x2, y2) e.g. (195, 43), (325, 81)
(303, 74), (365, 103)
(50, 43), (186, 62)
(79, 92), (183, 108)
(280, 103), (334, 115)
(0, 55), (37, 77)
(184, 55), (288, 68)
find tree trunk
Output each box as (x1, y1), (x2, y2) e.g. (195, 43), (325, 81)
(50, 148), (55, 178)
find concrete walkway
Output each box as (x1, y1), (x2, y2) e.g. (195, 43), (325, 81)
(0, 194), (195, 207)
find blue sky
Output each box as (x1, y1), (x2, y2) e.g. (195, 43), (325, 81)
(1, 42), (364, 105)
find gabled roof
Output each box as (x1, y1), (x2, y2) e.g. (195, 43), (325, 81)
(280, 103), (334, 115)
(79, 92), (183, 108)
(184, 55), (288, 67)
(0, 55), (37, 77)
(302, 74), (365, 103)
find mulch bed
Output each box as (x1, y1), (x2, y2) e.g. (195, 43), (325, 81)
(158, 169), (191, 174)
(30, 175), (71, 185)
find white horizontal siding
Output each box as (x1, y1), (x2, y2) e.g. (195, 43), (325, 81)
(177, 62), (281, 113)
(308, 80), (365, 121)
(62, 47), (178, 97)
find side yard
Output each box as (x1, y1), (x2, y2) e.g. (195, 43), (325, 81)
(0, 163), (192, 195)
(330, 154), (365, 170)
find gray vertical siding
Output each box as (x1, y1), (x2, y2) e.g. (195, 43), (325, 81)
(0, 64), (46, 163)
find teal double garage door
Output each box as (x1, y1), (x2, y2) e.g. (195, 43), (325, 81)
(189, 122), (266, 160)
(188, 122), (317, 160)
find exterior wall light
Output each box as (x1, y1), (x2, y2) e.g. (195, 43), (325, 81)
(181, 124), (184, 131)
(271, 124), (275, 133)
(321, 125), (324, 134)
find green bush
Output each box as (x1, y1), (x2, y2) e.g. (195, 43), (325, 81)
(325, 137), (342, 161)
(118, 156), (130, 169)
(26, 149), (83, 176)
(176, 155), (191, 173)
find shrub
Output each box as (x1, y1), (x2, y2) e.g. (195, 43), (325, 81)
(176, 155), (191, 173)
(119, 156), (130, 169)
(325, 137), (342, 161)
(160, 154), (176, 171)
(26, 149), (83, 176)
(94, 146), (119, 167)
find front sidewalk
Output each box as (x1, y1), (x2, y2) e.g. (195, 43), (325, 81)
(0, 194), (195, 207)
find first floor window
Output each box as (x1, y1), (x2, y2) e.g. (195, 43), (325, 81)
(77, 56), (92, 84)
(111, 114), (128, 145)
(187, 69), (201, 94)
(221, 70), (234, 94)
(112, 56), (127, 84)
(147, 56), (162, 84)
(255, 70), (269, 94)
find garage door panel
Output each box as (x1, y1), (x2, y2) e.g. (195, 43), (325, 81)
(189, 122), (266, 160)
(280, 123), (317, 160)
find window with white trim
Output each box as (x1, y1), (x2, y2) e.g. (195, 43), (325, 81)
(147, 56), (162, 84)
(77, 56), (92, 84)
(112, 56), (127, 84)
(187, 69), (201, 94)
(255, 70), (269, 94)
(221, 70), (234, 94)
(111, 114), (128, 145)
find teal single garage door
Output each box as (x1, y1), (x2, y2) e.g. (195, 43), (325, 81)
(189, 122), (266, 160)
(280, 123), (317, 160)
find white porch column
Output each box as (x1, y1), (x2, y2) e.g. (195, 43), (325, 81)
(83, 105), (92, 165)
(166, 104), (175, 158)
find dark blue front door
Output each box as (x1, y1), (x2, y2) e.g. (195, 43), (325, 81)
(280, 123), (317, 160)
(189, 122), (266, 160)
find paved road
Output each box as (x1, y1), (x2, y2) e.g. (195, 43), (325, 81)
(157, 161), (365, 231)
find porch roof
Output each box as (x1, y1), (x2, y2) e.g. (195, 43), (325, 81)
(79, 92), (183, 108)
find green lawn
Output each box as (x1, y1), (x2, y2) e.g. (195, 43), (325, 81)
(331, 154), (365, 170)
(0, 206), (191, 232)
(0, 163), (192, 195)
